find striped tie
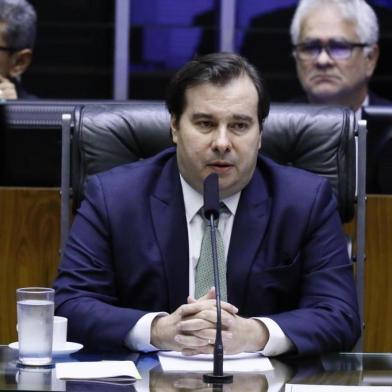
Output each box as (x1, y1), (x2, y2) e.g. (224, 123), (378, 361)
(194, 203), (228, 301)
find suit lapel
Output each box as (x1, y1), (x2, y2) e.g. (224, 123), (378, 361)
(227, 167), (271, 309)
(150, 157), (189, 312)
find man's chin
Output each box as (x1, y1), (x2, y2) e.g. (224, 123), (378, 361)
(307, 88), (343, 104)
(219, 179), (244, 199)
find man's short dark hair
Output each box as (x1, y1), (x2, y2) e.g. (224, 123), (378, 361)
(166, 52), (270, 128)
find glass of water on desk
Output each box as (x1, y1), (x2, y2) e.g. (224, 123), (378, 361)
(16, 287), (54, 366)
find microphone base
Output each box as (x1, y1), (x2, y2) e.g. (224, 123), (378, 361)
(203, 373), (233, 384)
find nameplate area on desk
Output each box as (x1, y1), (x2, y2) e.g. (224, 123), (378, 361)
(158, 351), (273, 372)
(285, 385), (392, 392)
(55, 360), (141, 381)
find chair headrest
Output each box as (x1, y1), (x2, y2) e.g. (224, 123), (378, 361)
(73, 102), (356, 222)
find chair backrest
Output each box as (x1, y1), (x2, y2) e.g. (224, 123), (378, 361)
(2, 102), (77, 186)
(65, 101), (365, 351)
(72, 102), (356, 222)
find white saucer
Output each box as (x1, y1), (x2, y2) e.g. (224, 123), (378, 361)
(9, 342), (83, 356)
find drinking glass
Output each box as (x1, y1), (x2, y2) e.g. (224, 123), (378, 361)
(16, 287), (54, 366)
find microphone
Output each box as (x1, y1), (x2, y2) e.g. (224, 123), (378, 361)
(203, 172), (220, 220)
(202, 173), (233, 385)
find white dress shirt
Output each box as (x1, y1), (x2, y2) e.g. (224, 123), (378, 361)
(125, 175), (293, 356)
(356, 95), (369, 120)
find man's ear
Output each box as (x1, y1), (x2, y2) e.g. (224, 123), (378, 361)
(258, 127), (262, 150)
(9, 48), (33, 78)
(365, 44), (379, 78)
(171, 116), (178, 144)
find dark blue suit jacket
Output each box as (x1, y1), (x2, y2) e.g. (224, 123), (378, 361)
(54, 148), (360, 355)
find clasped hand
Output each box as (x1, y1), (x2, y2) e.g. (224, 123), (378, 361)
(151, 288), (268, 355)
(0, 76), (18, 100)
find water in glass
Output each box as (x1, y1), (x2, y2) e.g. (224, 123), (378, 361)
(16, 288), (54, 366)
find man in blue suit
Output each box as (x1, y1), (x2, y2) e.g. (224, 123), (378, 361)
(54, 52), (360, 356)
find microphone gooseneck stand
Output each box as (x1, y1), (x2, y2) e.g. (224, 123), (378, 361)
(202, 173), (233, 386)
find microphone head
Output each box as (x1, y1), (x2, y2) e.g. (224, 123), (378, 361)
(203, 173), (220, 220)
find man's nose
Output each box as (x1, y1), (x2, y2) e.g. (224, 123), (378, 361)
(212, 127), (231, 152)
(315, 48), (334, 66)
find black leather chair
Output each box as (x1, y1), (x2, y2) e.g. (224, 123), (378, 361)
(71, 103), (356, 216)
(61, 102), (366, 350)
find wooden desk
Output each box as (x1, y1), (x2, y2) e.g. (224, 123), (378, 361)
(1, 346), (392, 390)
(1, 188), (391, 352)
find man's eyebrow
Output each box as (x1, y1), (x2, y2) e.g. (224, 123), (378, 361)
(191, 113), (254, 121)
(231, 114), (254, 122)
(191, 112), (214, 120)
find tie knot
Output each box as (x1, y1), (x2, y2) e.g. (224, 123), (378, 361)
(200, 202), (230, 227)
(200, 202), (229, 221)
(219, 202), (229, 215)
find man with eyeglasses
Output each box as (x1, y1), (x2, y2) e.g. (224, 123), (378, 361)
(0, 0), (37, 100)
(290, 0), (391, 194)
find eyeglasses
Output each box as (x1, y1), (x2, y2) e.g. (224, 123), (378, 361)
(293, 39), (369, 61)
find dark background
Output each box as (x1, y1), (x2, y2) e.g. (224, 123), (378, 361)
(23, 0), (392, 102)
(2, 0), (392, 187)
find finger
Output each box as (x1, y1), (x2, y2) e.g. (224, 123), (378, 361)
(201, 287), (216, 300)
(174, 333), (210, 348)
(177, 318), (215, 332)
(180, 299), (238, 317)
(191, 329), (233, 342)
(0, 84), (17, 99)
(180, 310), (235, 331)
(0, 77), (12, 88)
(185, 309), (236, 329)
(182, 346), (215, 356)
(179, 301), (214, 316)
(187, 287), (216, 304)
(1, 84), (15, 92)
(220, 300), (239, 314)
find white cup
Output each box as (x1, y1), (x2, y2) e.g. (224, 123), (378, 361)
(52, 316), (68, 349)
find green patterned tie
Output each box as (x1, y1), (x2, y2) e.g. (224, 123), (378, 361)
(195, 204), (228, 301)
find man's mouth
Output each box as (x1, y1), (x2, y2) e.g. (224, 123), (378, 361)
(207, 161), (234, 174)
(310, 74), (339, 83)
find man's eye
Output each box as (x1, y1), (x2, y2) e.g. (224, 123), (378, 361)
(329, 42), (351, 53)
(301, 44), (319, 53)
(232, 122), (249, 131)
(197, 121), (213, 128)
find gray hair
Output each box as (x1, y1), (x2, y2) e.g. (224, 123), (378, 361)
(0, 0), (37, 49)
(290, 0), (379, 47)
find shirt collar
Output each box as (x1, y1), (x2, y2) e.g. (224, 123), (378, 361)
(356, 95), (369, 120)
(180, 175), (241, 223)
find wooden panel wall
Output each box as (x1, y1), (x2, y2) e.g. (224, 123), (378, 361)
(0, 188), (392, 352)
(364, 195), (392, 351)
(0, 188), (60, 343)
